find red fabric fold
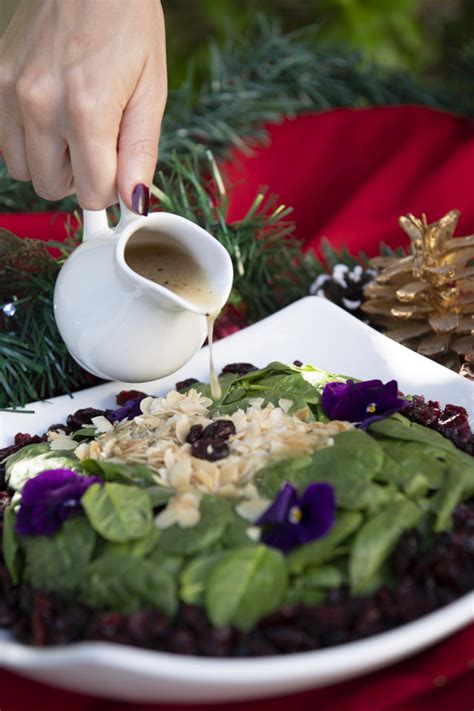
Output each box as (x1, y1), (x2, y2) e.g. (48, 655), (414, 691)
(0, 210), (75, 242)
(224, 106), (474, 256)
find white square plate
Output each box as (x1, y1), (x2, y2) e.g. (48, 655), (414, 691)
(1, 297), (473, 702)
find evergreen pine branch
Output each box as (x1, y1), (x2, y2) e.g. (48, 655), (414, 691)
(436, 40), (474, 118)
(319, 237), (370, 270)
(379, 242), (407, 258)
(0, 266), (98, 409)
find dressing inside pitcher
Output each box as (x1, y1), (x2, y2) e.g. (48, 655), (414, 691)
(124, 229), (217, 312)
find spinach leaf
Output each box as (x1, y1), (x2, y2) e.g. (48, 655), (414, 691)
(5, 443), (81, 492)
(147, 550), (184, 577)
(81, 459), (157, 487)
(283, 586), (326, 606)
(205, 545), (287, 631)
(244, 372), (320, 408)
(431, 463), (474, 532)
(349, 499), (421, 594)
(376, 440), (447, 489)
(207, 363), (324, 416)
(81, 482), (153, 542)
(185, 372), (239, 399)
(180, 551), (225, 605)
(308, 430), (385, 509)
(287, 511), (363, 573)
(211, 397), (255, 417)
(258, 431), (388, 510)
(98, 527), (161, 558)
(2, 506), (22, 584)
(22, 517), (96, 597)
(403, 473), (430, 499)
(157, 496), (233, 555)
(375, 451), (408, 487)
(220, 511), (259, 548)
(256, 455), (313, 499)
(369, 415), (473, 464)
(284, 563), (345, 606)
(4, 442), (49, 471)
(143, 485), (174, 508)
(293, 564), (345, 589)
(72, 426), (97, 441)
(79, 554), (177, 618)
(298, 364), (348, 392)
(358, 482), (402, 513)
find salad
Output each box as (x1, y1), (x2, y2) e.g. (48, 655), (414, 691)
(0, 361), (473, 656)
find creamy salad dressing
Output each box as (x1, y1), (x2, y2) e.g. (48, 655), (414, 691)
(124, 232), (223, 399)
(206, 311), (222, 400)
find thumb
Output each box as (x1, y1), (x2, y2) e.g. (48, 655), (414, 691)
(117, 74), (165, 216)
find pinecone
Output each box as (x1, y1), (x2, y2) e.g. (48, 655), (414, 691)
(362, 210), (474, 371)
(310, 263), (377, 322)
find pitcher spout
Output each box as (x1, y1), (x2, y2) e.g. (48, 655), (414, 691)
(116, 212), (233, 316)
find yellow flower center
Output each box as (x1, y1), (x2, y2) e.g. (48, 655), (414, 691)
(288, 506), (303, 524)
(366, 402), (377, 413)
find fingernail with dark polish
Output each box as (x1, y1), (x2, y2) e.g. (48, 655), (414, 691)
(131, 183), (149, 216)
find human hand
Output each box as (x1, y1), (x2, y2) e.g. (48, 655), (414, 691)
(0, 0), (167, 214)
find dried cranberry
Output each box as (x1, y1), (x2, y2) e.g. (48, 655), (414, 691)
(402, 396), (474, 456)
(47, 423), (67, 434)
(175, 377), (200, 392)
(66, 408), (107, 432)
(116, 390), (148, 406)
(221, 363), (258, 376)
(186, 424), (204, 444)
(127, 609), (168, 643)
(168, 627), (197, 655)
(0, 433), (43, 463)
(264, 624), (314, 652)
(201, 420), (236, 441)
(191, 438), (230, 461)
(201, 625), (236, 657)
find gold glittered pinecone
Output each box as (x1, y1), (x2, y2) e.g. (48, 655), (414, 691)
(362, 209), (474, 370)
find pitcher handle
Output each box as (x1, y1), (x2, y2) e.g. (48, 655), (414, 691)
(82, 195), (142, 241)
(82, 209), (112, 241)
(117, 195), (143, 231)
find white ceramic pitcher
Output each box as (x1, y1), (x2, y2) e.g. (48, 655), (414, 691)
(53, 200), (233, 382)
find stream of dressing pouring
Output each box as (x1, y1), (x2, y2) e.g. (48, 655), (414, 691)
(124, 234), (223, 400)
(206, 311), (222, 400)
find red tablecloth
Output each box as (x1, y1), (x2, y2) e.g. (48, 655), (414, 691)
(1, 105), (474, 710)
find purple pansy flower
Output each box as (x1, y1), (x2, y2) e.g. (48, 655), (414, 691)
(16, 469), (100, 537)
(256, 482), (336, 553)
(107, 394), (147, 423)
(108, 397), (144, 423)
(321, 379), (406, 430)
